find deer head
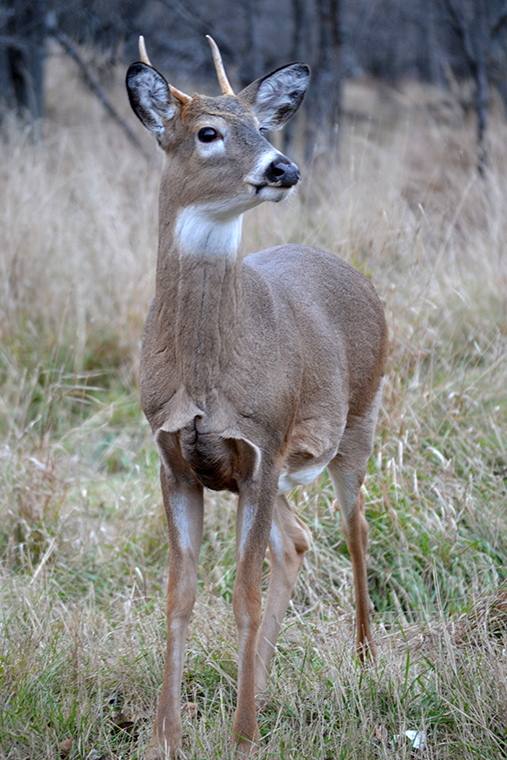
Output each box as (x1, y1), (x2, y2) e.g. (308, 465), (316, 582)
(126, 37), (310, 218)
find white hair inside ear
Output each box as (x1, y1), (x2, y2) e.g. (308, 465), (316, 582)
(239, 63), (310, 131)
(126, 64), (176, 134)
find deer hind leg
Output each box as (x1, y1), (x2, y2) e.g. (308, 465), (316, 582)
(330, 469), (375, 661)
(148, 464), (204, 760)
(254, 494), (312, 695)
(327, 408), (380, 661)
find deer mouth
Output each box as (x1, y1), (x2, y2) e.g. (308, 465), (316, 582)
(251, 183), (295, 202)
(245, 152), (301, 200)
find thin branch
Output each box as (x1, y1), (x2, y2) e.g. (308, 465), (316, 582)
(0, 34), (30, 52)
(439, 0), (477, 67)
(440, 0), (466, 36)
(53, 29), (153, 163)
(158, 0), (234, 59)
(491, 1), (507, 36)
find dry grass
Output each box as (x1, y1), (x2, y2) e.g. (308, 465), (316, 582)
(1, 50), (507, 759)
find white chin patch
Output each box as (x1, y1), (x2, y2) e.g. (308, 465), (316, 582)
(256, 185), (293, 203)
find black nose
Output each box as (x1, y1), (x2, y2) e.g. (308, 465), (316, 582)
(265, 157), (300, 188)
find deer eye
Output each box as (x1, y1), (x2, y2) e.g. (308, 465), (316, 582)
(198, 127), (220, 143)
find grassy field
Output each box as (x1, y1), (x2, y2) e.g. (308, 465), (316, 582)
(1, 51), (507, 759)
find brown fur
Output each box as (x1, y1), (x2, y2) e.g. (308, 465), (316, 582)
(126, 50), (387, 758)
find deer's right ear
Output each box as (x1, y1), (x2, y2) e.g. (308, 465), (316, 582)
(126, 62), (176, 135)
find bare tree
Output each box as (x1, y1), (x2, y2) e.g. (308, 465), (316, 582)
(239, 0), (264, 86)
(440, 0), (507, 171)
(303, 0), (342, 163)
(6, 0), (507, 166)
(0, 0), (46, 128)
(282, 0), (307, 156)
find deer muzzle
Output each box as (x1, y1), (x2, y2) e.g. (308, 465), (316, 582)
(264, 157), (300, 188)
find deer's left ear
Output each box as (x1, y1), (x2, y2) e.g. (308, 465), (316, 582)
(238, 63), (310, 131)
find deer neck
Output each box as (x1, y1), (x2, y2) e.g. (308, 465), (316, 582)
(154, 198), (245, 401)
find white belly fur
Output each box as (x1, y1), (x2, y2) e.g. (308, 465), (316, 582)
(277, 462), (328, 494)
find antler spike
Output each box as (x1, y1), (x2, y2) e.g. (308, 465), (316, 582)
(206, 35), (235, 96)
(139, 35), (192, 105)
(169, 84), (192, 105)
(138, 35), (152, 66)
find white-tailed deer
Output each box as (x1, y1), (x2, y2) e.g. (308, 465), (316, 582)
(126, 36), (387, 758)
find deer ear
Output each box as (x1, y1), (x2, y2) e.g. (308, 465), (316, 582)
(238, 63), (310, 131)
(126, 62), (176, 135)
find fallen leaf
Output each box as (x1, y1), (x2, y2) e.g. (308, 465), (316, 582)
(111, 711), (137, 738)
(183, 702), (197, 719)
(59, 738), (73, 758)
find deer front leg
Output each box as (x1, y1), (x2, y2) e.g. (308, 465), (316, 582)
(147, 465), (204, 760)
(232, 477), (277, 755)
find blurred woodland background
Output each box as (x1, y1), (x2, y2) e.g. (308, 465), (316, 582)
(1, 2), (507, 759)
(3, 0), (507, 164)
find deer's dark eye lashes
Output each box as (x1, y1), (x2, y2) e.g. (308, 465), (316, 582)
(198, 127), (220, 143)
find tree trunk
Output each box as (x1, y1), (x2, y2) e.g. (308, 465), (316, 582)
(0, 5), (16, 115)
(475, 55), (488, 172)
(282, 0), (306, 157)
(303, 0), (342, 163)
(4, 0), (46, 128)
(239, 0), (264, 89)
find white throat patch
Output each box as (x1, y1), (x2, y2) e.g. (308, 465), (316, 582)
(175, 204), (243, 257)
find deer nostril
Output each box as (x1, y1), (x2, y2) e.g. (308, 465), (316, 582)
(271, 162), (287, 177)
(265, 157), (300, 187)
